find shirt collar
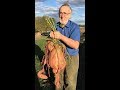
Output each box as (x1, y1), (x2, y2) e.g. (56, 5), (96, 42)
(65, 20), (70, 28)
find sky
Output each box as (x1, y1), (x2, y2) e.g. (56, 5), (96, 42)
(35, 0), (85, 25)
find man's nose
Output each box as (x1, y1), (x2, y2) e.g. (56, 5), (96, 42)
(60, 14), (65, 17)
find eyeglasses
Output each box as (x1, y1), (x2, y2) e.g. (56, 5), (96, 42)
(59, 12), (71, 15)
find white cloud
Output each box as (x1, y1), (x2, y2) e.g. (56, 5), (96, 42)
(56, 0), (85, 6)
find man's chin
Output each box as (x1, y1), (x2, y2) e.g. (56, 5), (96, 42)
(60, 21), (66, 25)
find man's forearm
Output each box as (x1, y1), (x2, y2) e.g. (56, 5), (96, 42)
(60, 34), (80, 49)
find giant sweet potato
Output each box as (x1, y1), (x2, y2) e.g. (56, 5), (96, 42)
(38, 40), (66, 89)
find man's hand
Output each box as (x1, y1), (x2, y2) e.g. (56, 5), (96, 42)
(50, 31), (79, 49)
(50, 31), (62, 40)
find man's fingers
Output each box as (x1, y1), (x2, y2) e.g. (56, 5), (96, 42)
(50, 31), (60, 39)
(53, 31), (55, 38)
(50, 31), (55, 38)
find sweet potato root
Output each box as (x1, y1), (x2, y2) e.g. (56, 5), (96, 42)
(39, 40), (66, 89)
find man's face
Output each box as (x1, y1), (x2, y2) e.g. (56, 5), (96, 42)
(59, 6), (71, 25)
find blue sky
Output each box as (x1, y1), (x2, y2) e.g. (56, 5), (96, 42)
(35, 0), (85, 25)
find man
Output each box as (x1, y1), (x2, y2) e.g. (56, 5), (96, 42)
(50, 3), (80, 90)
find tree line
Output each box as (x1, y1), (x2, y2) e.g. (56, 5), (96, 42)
(35, 16), (55, 33)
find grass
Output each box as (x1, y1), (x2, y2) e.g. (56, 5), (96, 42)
(35, 36), (47, 73)
(35, 36), (47, 52)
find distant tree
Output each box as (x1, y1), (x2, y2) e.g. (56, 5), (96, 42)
(35, 16), (56, 33)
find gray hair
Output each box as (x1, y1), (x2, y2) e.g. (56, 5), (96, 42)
(59, 3), (72, 13)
